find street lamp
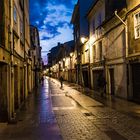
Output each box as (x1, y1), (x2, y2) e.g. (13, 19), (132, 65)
(80, 36), (90, 86)
(70, 52), (73, 57)
(77, 37), (88, 85)
(81, 37), (88, 44)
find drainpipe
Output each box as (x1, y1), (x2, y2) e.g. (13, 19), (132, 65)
(9, 0), (16, 122)
(8, 0), (12, 122)
(115, 11), (129, 98)
(115, 11), (128, 57)
(88, 42), (91, 88)
(23, 0), (26, 99)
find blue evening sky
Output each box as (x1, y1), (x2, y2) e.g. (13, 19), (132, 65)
(29, 0), (78, 61)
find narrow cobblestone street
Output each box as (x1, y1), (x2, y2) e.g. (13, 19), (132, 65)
(0, 77), (140, 140)
(1, 0), (140, 140)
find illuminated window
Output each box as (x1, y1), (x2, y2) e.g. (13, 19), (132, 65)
(134, 12), (140, 39)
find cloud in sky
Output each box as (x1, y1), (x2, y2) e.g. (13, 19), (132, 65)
(29, 0), (77, 55)
(41, 24), (73, 53)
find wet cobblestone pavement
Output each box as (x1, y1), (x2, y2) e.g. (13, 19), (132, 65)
(49, 78), (140, 140)
(0, 79), (62, 140)
(0, 77), (140, 140)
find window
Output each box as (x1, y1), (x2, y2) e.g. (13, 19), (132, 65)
(99, 41), (102, 61)
(93, 45), (96, 62)
(19, 0), (24, 10)
(98, 13), (102, 26)
(13, 35), (18, 49)
(134, 12), (140, 39)
(76, 30), (79, 39)
(85, 49), (89, 63)
(93, 19), (95, 34)
(20, 20), (24, 41)
(13, 6), (17, 23)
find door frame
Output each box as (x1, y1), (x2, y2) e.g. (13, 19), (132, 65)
(109, 68), (115, 95)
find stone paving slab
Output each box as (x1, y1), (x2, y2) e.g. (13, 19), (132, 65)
(54, 109), (111, 140)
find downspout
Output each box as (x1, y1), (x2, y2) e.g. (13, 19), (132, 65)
(9, 0), (15, 122)
(23, 0), (26, 100)
(115, 10), (129, 98)
(115, 11), (128, 58)
(8, 0), (12, 122)
(88, 42), (91, 88)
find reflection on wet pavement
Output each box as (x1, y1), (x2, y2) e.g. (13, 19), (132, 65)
(50, 82), (82, 111)
(0, 79), (62, 140)
(64, 81), (140, 120)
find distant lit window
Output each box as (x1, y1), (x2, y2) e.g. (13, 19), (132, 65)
(134, 12), (140, 39)
(13, 6), (17, 23)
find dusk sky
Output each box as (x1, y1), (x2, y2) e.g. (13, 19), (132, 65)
(29, 0), (78, 61)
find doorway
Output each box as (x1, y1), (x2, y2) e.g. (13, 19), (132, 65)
(14, 66), (18, 110)
(109, 68), (115, 95)
(131, 63), (140, 102)
(82, 70), (89, 87)
(92, 70), (104, 92)
(0, 63), (8, 121)
(20, 67), (24, 103)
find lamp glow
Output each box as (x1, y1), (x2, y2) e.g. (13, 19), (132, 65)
(81, 37), (88, 44)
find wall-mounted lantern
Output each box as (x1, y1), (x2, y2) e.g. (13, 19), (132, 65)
(81, 37), (88, 44)
(70, 52), (73, 57)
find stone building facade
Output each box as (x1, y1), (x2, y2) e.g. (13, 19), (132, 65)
(0, 0), (39, 122)
(71, 0), (94, 86)
(87, 0), (105, 91)
(72, 0), (140, 102)
(30, 25), (42, 88)
(0, 0), (10, 121)
(86, 0), (127, 98)
(126, 0), (140, 102)
(47, 41), (75, 82)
